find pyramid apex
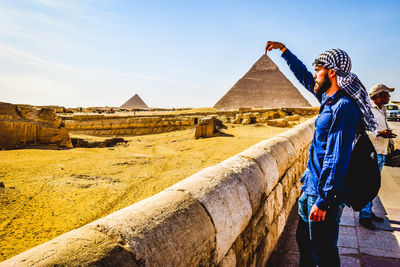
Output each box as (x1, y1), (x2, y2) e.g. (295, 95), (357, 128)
(252, 54), (279, 72)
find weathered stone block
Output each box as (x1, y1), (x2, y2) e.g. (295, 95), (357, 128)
(219, 155), (266, 212)
(89, 190), (215, 267)
(167, 165), (252, 263)
(286, 114), (300, 121)
(277, 208), (287, 237)
(217, 248), (236, 267)
(242, 118), (251, 124)
(254, 137), (296, 178)
(1, 227), (138, 267)
(267, 118), (288, 127)
(237, 146), (279, 197)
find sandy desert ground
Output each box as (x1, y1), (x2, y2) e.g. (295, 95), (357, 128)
(0, 117), (313, 261)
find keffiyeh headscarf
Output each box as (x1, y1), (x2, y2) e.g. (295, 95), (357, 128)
(313, 49), (377, 132)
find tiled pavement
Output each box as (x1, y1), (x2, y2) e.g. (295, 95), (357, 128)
(267, 166), (400, 266)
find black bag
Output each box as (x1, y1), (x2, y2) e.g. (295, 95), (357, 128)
(342, 132), (381, 211)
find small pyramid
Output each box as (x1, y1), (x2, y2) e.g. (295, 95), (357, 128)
(121, 94), (148, 109)
(214, 55), (310, 109)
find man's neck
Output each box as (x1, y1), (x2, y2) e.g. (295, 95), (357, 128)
(325, 85), (340, 97)
(373, 100), (382, 109)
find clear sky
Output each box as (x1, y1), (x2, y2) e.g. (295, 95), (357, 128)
(0, 0), (399, 108)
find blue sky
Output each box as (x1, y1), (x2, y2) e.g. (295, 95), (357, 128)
(0, 0), (399, 108)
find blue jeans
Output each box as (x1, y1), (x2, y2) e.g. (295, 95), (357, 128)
(359, 154), (386, 219)
(296, 192), (345, 267)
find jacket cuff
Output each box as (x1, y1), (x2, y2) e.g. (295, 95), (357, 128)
(316, 196), (329, 211)
(281, 48), (290, 59)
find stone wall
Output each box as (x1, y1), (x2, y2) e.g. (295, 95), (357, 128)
(62, 107), (318, 136)
(0, 102), (72, 149)
(63, 116), (196, 136)
(1, 118), (315, 266)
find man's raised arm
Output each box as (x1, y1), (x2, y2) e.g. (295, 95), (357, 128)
(265, 41), (320, 102)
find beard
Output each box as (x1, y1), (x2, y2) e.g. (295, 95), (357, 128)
(314, 73), (331, 95)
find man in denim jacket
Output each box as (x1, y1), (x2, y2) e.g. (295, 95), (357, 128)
(265, 41), (376, 267)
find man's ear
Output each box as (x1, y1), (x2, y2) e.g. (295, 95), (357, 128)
(329, 69), (337, 79)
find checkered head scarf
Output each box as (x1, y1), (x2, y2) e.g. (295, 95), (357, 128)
(313, 49), (377, 132)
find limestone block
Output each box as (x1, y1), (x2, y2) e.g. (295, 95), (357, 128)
(284, 165), (298, 190)
(263, 182), (284, 228)
(263, 196), (275, 226)
(218, 155), (266, 212)
(267, 118), (288, 127)
(142, 128), (153, 135)
(89, 190), (215, 267)
(232, 113), (243, 124)
(242, 118), (251, 124)
(286, 114), (300, 121)
(237, 146), (279, 197)
(261, 221), (279, 265)
(63, 120), (75, 129)
(277, 208), (287, 237)
(273, 183), (284, 220)
(218, 248), (236, 267)
(253, 137), (296, 178)
(261, 111), (275, 120)
(284, 185), (300, 217)
(1, 227), (138, 267)
(258, 117), (267, 123)
(114, 121), (129, 129)
(219, 115), (230, 124)
(180, 119), (194, 126)
(280, 173), (290, 199)
(242, 113), (252, 119)
(167, 165), (252, 263)
(195, 123), (214, 139)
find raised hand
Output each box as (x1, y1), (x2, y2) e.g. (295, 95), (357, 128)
(265, 41), (285, 54)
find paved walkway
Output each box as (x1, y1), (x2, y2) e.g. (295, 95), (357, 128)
(267, 165), (400, 266)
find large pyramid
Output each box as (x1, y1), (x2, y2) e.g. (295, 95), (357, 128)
(121, 94), (148, 109)
(214, 55), (310, 109)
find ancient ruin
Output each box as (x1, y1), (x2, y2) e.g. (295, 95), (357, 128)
(0, 102), (72, 149)
(214, 54), (311, 110)
(194, 116), (230, 139)
(121, 94), (148, 109)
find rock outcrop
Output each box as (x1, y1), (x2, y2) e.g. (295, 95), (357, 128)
(0, 102), (72, 149)
(214, 55), (311, 109)
(71, 137), (127, 148)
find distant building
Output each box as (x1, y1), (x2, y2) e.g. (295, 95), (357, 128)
(214, 55), (310, 110)
(121, 94), (148, 109)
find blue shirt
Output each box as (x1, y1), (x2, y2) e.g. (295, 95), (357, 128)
(282, 49), (361, 211)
